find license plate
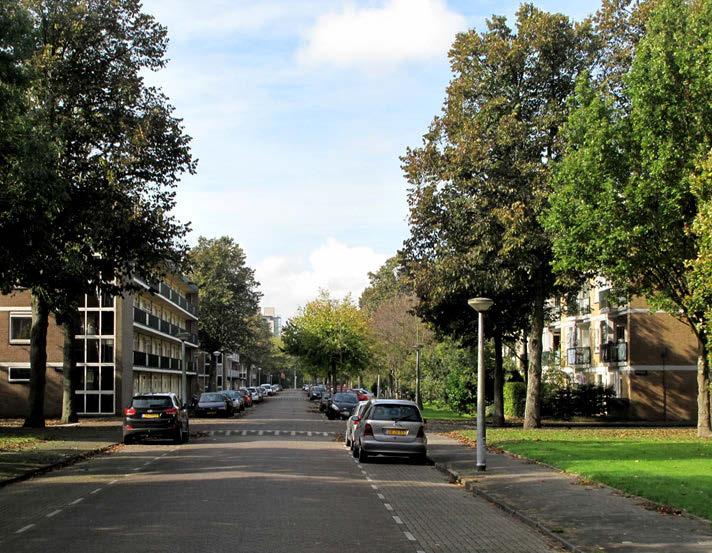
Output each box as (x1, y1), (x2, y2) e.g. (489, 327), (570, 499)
(207, 410), (217, 415)
(143, 413), (160, 419)
(385, 428), (408, 436)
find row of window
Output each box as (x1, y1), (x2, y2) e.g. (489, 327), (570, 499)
(134, 295), (187, 329)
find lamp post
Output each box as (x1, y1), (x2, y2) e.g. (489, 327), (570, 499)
(176, 332), (191, 405)
(258, 367), (262, 385)
(213, 350), (221, 390)
(468, 297), (494, 472)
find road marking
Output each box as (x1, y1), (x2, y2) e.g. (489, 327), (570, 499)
(226, 430), (232, 436)
(274, 430), (280, 436)
(384, 503), (393, 511)
(108, 479), (118, 485)
(258, 430), (264, 436)
(46, 509), (62, 518)
(143, 461), (151, 465)
(404, 531), (416, 541)
(161, 453), (168, 457)
(291, 431), (296, 436)
(377, 493), (385, 500)
(242, 430), (247, 436)
(371, 484), (378, 490)
(90, 488), (102, 495)
(16, 524), (35, 534)
(307, 431), (313, 437)
(69, 498), (84, 505)
(417, 550), (426, 553)
(322, 432), (329, 437)
(132, 467), (141, 471)
(366, 477), (372, 481)
(393, 516), (403, 524)
(153, 456), (161, 460)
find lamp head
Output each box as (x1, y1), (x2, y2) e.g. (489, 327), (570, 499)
(468, 297), (494, 312)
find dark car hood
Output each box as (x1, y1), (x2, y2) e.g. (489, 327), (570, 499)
(198, 401), (226, 408)
(333, 401), (357, 409)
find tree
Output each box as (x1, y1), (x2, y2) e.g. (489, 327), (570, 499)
(401, 4), (594, 428)
(189, 236), (261, 391)
(544, 0), (712, 436)
(283, 292), (372, 391)
(2, 0), (195, 426)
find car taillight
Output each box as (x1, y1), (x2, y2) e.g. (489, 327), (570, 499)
(124, 407), (136, 416)
(164, 407), (178, 415)
(417, 426), (425, 438)
(353, 418), (360, 425)
(363, 423), (373, 436)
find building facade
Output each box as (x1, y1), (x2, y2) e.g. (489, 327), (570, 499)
(0, 274), (201, 418)
(542, 281), (698, 421)
(262, 307), (281, 337)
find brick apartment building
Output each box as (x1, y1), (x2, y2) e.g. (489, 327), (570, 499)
(542, 282), (698, 421)
(0, 274), (201, 418)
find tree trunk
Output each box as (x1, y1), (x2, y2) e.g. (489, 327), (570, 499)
(521, 330), (528, 383)
(60, 311), (80, 424)
(24, 293), (50, 428)
(492, 330), (505, 426)
(330, 360), (337, 394)
(696, 334), (712, 438)
(524, 279), (545, 429)
(208, 355), (217, 391)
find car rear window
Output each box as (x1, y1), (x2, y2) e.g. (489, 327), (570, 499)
(334, 393), (358, 402)
(370, 405), (422, 422)
(132, 397), (173, 409)
(200, 393), (225, 402)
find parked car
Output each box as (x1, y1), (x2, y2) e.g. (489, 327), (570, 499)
(351, 388), (373, 401)
(345, 400), (371, 448)
(194, 392), (234, 417)
(318, 391), (332, 412)
(123, 393), (189, 445)
(326, 392), (359, 420)
(261, 384), (275, 396)
(351, 399), (427, 464)
(221, 390), (245, 412)
(248, 387), (263, 402)
(309, 386), (325, 401)
(238, 388), (253, 407)
(271, 384), (280, 393)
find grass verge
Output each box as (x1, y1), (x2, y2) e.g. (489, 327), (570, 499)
(455, 427), (712, 521)
(422, 403), (474, 421)
(0, 436), (43, 452)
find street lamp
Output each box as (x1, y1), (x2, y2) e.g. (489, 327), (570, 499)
(468, 297), (494, 472)
(414, 345), (423, 408)
(258, 367), (262, 385)
(176, 331), (191, 405)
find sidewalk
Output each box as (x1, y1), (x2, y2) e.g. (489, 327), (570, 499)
(0, 419), (122, 486)
(427, 432), (712, 553)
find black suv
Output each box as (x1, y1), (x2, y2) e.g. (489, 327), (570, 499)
(123, 393), (189, 445)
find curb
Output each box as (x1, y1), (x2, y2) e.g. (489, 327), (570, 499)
(0, 443), (119, 489)
(431, 460), (586, 553)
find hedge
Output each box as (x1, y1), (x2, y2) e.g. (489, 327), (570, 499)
(504, 381), (527, 417)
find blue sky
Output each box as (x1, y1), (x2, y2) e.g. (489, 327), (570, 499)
(142, 0), (600, 318)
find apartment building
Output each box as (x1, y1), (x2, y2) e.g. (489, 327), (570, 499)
(262, 307), (281, 337)
(542, 281), (698, 421)
(0, 274), (201, 418)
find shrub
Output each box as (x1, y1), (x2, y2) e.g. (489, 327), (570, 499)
(504, 382), (527, 417)
(542, 383), (616, 419)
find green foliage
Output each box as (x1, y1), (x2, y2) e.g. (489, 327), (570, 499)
(542, 384), (616, 419)
(359, 256), (408, 313)
(438, 344), (478, 414)
(282, 292), (372, 383)
(504, 382), (527, 417)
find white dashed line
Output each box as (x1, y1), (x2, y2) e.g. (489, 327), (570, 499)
(153, 456), (161, 460)
(291, 431), (296, 436)
(307, 431), (313, 437)
(258, 430), (264, 436)
(366, 477), (372, 481)
(384, 503), (393, 511)
(371, 484), (378, 490)
(242, 430), (247, 436)
(377, 493), (385, 500)
(132, 467), (141, 471)
(15, 524), (35, 534)
(274, 430), (280, 436)
(69, 497), (84, 505)
(404, 532), (416, 541)
(226, 430), (232, 437)
(143, 461), (151, 466)
(108, 479), (118, 485)
(393, 516), (403, 524)
(322, 432), (328, 437)
(90, 488), (102, 495)
(46, 509), (62, 518)
(417, 550), (426, 553)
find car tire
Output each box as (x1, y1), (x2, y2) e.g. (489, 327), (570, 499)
(345, 436), (351, 447)
(352, 444), (359, 458)
(123, 435), (133, 445)
(173, 427), (182, 444)
(357, 443), (369, 463)
(183, 424), (190, 443)
(413, 453), (427, 465)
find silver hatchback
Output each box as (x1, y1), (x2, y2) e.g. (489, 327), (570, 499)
(351, 399), (427, 464)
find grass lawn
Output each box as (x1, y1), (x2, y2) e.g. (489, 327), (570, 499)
(455, 427), (712, 521)
(421, 403), (474, 421)
(0, 435), (42, 452)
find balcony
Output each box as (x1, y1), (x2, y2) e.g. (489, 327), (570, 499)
(602, 342), (628, 364)
(567, 346), (591, 366)
(133, 307), (199, 346)
(133, 351), (185, 371)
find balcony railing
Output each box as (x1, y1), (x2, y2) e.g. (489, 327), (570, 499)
(567, 346), (591, 366)
(602, 342), (628, 363)
(133, 351), (185, 371)
(133, 307), (199, 345)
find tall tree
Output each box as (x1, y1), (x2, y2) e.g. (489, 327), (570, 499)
(545, 0), (712, 437)
(189, 236), (261, 391)
(401, 4), (594, 428)
(282, 292), (372, 391)
(3, 0), (195, 426)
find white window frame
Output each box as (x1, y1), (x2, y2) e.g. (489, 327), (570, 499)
(8, 366), (31, 382)
(9, 313), (32, 345)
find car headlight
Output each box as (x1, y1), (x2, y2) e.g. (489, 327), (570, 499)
(331, 404), (339, 411)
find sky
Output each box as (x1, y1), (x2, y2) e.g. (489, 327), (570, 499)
(141, 0), (600, 320)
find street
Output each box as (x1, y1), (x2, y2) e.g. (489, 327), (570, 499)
(0, 391), (557, 553)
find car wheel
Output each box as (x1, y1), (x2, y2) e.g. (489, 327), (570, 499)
(357, 443), (369, 463)
(183, 424), (190, 443)
(352, 443), (359, 458)
(413, 453), (427, 465)
(123, 435), (133, 445)
(172, 427), (182, 444)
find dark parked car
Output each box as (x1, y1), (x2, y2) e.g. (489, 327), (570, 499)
(123, 393), (189, 445)
(195, 392), (234, 417)
(327, 392), (359, 420)
(309, 386), (325, 401)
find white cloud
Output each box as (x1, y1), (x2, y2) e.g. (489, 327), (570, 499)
(297, 0), (466, 67)
(255, 238), (388, 320)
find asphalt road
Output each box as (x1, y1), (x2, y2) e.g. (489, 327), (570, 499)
(0, 391), (558, 553)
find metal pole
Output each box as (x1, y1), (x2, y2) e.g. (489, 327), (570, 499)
(180, 339), (187, 405)
(377, 374), (380, 398)
(477, 310), (486, 471)
(294, 368), (297, 389)
(415, 347), (421, 408)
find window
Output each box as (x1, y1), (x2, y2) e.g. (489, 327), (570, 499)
(8, 367), (31, 382)
(9, 314), (31, 344)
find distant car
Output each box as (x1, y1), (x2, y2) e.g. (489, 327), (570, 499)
(248, 387), (263, 402)
(123, 393), (189, 445)
(327, 392), (359, 420)
(221, 390), (245, 412)
(303, 384), (310, 391)
(351, 388), (373, 401)
(261, 385), (274, 396)
(309, 386), (325, 401)
(351, 399), (427, 464)
(345, 400), (371, 448)
(238, 388), (253, 407)
(195, 392), (234, 417)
